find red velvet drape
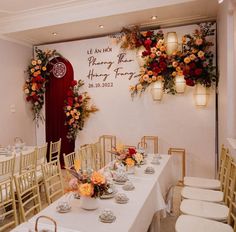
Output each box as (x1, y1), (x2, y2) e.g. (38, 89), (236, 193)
(45, 57), (75, 166)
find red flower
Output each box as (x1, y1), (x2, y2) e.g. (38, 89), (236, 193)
(26, 96), (31, 102)
(153, 67), (161, 74)
(189, 62), (196, 69)
(194, 68), (203, 76)
(128, 148), (136, 155)
(144, 39), (152, 47)
(159, 61), (167, 70)
(186, 79), (195, 86)
(146, 31), (153, 37)
(142, 50), (151, 57)
(71, 80), (77, 86)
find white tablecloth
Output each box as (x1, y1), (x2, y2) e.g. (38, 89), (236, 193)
(12, 154), (178, 232)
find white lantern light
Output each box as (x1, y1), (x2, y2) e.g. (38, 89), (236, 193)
(166, 32), (178, 55)
(175, 75), (186, 93)
(194, 84), (209, 106)
(151, 80), (164, 101)
(136, 46), (146, 66)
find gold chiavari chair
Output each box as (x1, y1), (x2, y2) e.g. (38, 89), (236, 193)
(99, 135), (116, 167)
(63, 151), (77, 178)
(80, 144), (96, 171)
(14, 170), (41, 223)
(41, 159), (64, 204)
(184, 145), (228, 190)
(36, 143), (48, 170)
(168, 148), (186, 185)
(180, 158), (236, 222)
(0, 155), (15, 181)
(0, 178), (18, 232)
(181, 149), (232, 203)
(176, 160), (236, 232)
(138, 136), (158, 154)
(19, 150), (37, 174)
(91, 142), (102, 170)
(49, 138), (61, 162)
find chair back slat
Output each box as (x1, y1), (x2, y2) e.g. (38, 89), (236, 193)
(227, 162), (236, 229)
(0, 178), (18, 232)
(36, 143), (48, 166)
(0, 156), (15, 181)
(49, 139), (61, 162)
(42, 159), (64, 204)
(19, 150), (37, 174)
(140, 136), (158, 154)
(14, 170), (41, 222)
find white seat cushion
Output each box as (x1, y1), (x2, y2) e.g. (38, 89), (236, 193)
(180, 199), (229, 221)
(181, 186), (224, 202)
(175, 215), (233, 232)
(184, 176), (221, 190)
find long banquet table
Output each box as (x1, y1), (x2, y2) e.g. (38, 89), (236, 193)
(12, 154), (178, 232)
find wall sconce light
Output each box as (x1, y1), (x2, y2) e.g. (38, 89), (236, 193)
(166, 32), (178, 55)
(175, 75), (186, 93)
(194, 84), (209, 106)
(151, 80), (164, 101)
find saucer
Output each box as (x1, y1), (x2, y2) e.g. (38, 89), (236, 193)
(99, 215), (116, 223)
(56, 205), (71, 213)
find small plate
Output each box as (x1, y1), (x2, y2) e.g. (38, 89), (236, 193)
(100, 189), (118, 199)
(56, 206), (71, 213)
(99, 215), (116, 223)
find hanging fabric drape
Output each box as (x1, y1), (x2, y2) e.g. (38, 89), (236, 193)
(45, 57), (75, 166)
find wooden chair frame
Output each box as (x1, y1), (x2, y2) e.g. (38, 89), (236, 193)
(49, 138), (61, 162)
(139, 136), (158, 154)
(0, 155), (15, 181)
(14, 170), (41, 223)
(168, 148), (186, 185)
(19, 150), (37, 174)
(99, 135), (116, 166)
(36, 143), (48, 168)
(0, 178), (18, 231)
(41, 159), (64, 204)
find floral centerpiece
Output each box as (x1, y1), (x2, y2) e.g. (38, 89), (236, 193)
(67, 163), (109, 209)
(64, 80), (98, 141)
(24, 47), (59, 122)
(111, 144), (144, 168)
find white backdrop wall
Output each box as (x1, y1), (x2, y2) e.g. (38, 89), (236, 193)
(0, 39), (36, 146)
(37, 24), (216, 178)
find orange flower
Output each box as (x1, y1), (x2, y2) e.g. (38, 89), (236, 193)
(125, 158), (135, 167)
(79, 183), (94, 197)
(91, 172), (105, 185)
(42, 66), (47, 71)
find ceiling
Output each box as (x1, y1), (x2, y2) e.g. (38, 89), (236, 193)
(0, 0), (218, 46)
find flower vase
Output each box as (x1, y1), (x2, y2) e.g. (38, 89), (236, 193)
(80, 196), (99, 210)
(126, 165), (135, 174)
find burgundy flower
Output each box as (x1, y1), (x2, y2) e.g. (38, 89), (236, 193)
(71, 80), (77, 86)
(189, 62), (196, 69)
(67, 98), (73, 106)
(144, 39), (152, 47)
(159, 61), (167, 70)
(142, 50), (151, 56)
(128, 148), (136, 155)
(146, 31), (153, 37)
(26, 96), (31, 102)
(186, 79), (195, 86)
(195, 68), (203, 76)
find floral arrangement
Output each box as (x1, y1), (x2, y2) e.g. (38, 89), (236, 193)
(67, 162), (109, 198)
(64, 80), (98, 141)
(111, 144), (144, 167)
(24, 47), (59, 122)
(181, 22), (216, 87)
(116, 23), (216, 97)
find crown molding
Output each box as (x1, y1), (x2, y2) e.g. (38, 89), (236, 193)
(0, 35), (32, 48)
(0, 0), (194, 34)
